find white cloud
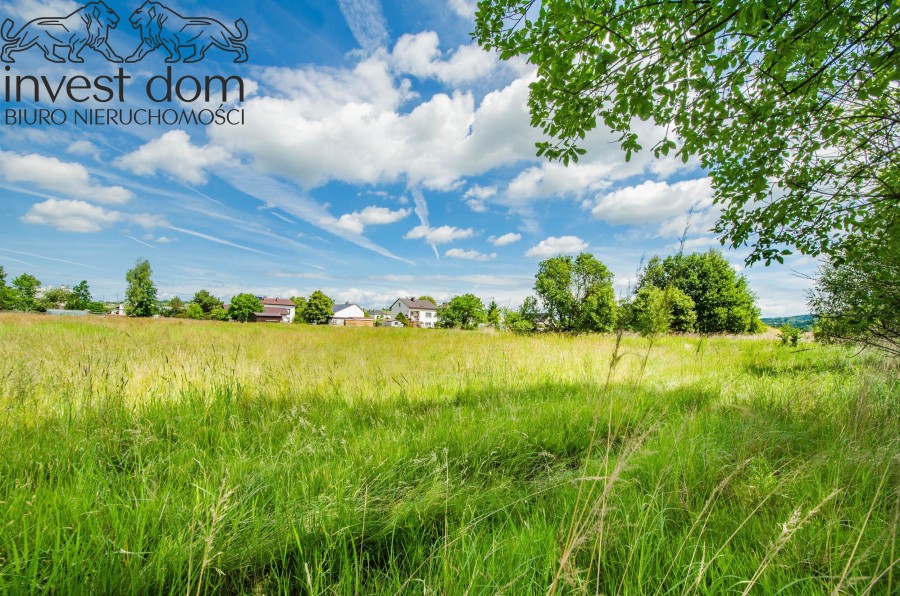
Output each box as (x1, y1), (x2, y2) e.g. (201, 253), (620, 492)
(590, 178), (714, 225)
(525, 236), (589, 259)
(0, 151), (132, 205)
(447, 0), (477, 18)
(209, 66), (539, 191)
(391, 32), (497, 85)
(22, 199), (122, 233)
(319, 205), (411, 235)
(337, 0), (389, 52)
(155, 236), (177, 244)
(115, 130), (230, 185)
(489, 233), (522, 246)
(464, 184), (497, 212)
(405, 225), (475, 245)
(6, 0), (78, 21)
(66, 141), (100, 160)
(446, 248), (496, 261)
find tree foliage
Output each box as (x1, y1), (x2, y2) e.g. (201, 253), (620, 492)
(638, 251), (761, 334)
(192, 290), (223, 316)
(534, 253), (617, 333)
(438, 294), (487, 330)
(11, 273), (41, 311)
(66, 281), (93, 311)
(125, 259), (158, 317)
(474, 0), (899, 268)
(304, 291), (334, 324)
(291, 296), (308, 324)
(486, 300), (501, 327)
(503, 296), (540, 334)
(809, 246), (900, 356)
(227, 294), (263, 323)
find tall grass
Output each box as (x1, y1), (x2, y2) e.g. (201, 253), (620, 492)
(0, 313), (896, 594)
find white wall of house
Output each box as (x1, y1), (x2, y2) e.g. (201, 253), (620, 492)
(389, 299), (437, 328)
(333, 304), (366, 320)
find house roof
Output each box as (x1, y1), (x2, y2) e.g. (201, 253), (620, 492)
(257, 307), (289, 316)
(396, 298), (437, 310)
(262, 297), (295, 307)
(332, 302), (362, 314)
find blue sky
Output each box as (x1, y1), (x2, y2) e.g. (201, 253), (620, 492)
(0, 0), (817, 314)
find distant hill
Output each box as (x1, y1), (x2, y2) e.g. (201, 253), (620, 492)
(761, 314), (816, 331)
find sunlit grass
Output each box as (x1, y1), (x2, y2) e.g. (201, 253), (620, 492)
(0, 314), (897, 594)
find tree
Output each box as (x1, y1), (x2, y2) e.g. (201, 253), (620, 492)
(534, 253), (617, 333)
(503, 296), (539, 334)
(808, 245), (900, 356)
(638, 251), (761, 334)
(291, 296), (308, 324)
(304, 290), (334, 324)
(486, 300), (501, 327)
(395, 312), (410, 327)
(38, 287), (72, 312)
(438, 294), (487, 330)
(12, 274), (41, 311)
(192, 290), (223, 316)
(125, 259), (158, 317)
(165, 296), (187, 318)
(185, 302), (205, 320)
(629, 286), (673, 338)
(227, 294), (263, 323)
(66, 281), (92, 311)
(0, 265), (6, 288)
(474, 1), (899, 269)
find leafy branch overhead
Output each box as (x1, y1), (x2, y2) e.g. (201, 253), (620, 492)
(474, 0), (899, 266)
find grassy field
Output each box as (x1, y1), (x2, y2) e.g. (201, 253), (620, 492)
(0, 314), (897, 594)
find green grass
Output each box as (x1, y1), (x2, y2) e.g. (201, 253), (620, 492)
(0, 314), (897, 594)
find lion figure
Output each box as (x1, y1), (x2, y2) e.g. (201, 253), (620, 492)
(1, 1), (124, 63)
(126, 2), (248, 64)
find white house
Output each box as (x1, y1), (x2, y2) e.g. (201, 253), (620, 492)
(329, 303), (375, 327)
(390, 298), (438, 328)
(261, 297), (296, 323)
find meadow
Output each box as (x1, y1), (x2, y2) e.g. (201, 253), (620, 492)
(0, 314), (896, 594)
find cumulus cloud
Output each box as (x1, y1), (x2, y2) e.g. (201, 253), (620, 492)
(391, 32), (497, 85)
(21, 199), (122, 233)
(590, 178), (714, 225)
(209, 65), (538, 191)
(320, 205), (411, 235)
(115, 130), (230, 185)
(525, 236), (589, 259)
(405, 225), (475, 245)
(0, 150), (133, 205)
(66, 141), (100, 160)
(446, 248), (496, 261)
(489, 233), (522, 246)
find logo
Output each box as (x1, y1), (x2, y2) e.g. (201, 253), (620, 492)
(1, 1), (248, 64)
(1, 1), (124, 63)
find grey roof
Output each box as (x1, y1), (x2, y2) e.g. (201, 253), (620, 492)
(397, 298), (437, 310)
(333, 303), (367, 314)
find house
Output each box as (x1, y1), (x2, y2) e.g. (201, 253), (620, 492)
(253, 307), (290, 323)
(109, 304), (125, 316)
(260, 297), (297, 323)
(329, 303), (375, 327)
(390, 298), (438, 328)
(370, 309), (403, 328)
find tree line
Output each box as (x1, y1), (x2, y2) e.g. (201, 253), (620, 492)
(473, 0), (898, 354)
(0, 265), (105, 314)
